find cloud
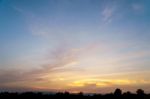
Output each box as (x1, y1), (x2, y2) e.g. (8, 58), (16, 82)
(67, 83), (150, 94)
(0, 40), (149, 91)
(101, 6), (116, 23)
(12, 6), (25, 14)
(132, 3), (143, 12)
(0, 43), (104, 90)
(0, 69), (24, 84)
(28, 18), (51, 36)
(68, 79), (133, 88)
(0, 44), (80, 87)
(11, 5), (49, 36)
(66, 76), (150, 93)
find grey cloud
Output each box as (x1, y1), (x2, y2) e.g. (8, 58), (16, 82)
(0, 45), (79, 86)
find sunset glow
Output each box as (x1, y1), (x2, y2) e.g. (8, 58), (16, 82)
(0, 0), (150, 93)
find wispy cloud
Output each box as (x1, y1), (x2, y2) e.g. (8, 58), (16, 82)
(0, 43), (150, 91)
(28, 17), (51, 36)
(131, 3), (144, 12)
(67, 75), (150, 93)
(69, 78), (150, 88)
(101, 6), (116, 23)
(12, 6), (25, 14)
(0, 44), (80, 87)
(11, 5), (49, 36)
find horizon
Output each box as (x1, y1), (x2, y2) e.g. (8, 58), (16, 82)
(0, 88), (149, 94)
(0, 88), (149, 96)
(0, 0), (150, 93)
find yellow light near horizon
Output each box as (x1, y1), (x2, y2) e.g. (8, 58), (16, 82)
(69, 81), (85, 87)
(67, 78), (148, 88)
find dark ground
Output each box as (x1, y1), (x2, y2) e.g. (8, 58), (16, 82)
(0, 89), (150, 99)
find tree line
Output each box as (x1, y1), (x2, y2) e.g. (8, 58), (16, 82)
(0, 88), (150, 99)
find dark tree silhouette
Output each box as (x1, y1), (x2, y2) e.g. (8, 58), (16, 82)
(64, 91), (70, 95)
(136, 89), (145, 95)
(0, 88), (150, 99)
(114, 88), (122, 96)
(123, 91), (131, 95)
(78, 92), (83, 96)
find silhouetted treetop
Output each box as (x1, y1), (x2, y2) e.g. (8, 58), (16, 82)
(136, 89), (145, 95)
(114, 88), (122, 96)
(0, 88), (150, 99)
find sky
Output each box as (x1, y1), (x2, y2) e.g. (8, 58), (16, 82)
(0, 0), (150, 93)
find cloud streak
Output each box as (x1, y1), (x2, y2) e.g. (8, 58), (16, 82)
(102, 6), (115, 23)
(0, 44), (80, 87)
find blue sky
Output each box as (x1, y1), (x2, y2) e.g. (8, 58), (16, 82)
(0, 0), (150, 93)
